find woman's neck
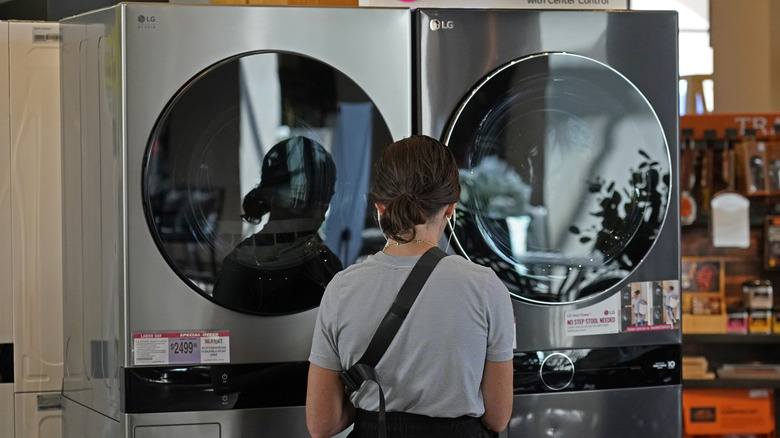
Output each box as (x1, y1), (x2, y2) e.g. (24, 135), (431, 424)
(382, 223), (445, 256)
(381, 208), (450, 256)
(382, 238), (439, 256)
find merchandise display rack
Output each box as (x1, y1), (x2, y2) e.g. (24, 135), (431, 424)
(680, 113), (780, 438)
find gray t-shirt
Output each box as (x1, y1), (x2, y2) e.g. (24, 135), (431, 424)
(309, 251), (515, 418)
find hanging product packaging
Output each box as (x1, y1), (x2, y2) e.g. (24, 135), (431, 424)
(743, 280), (774, 309)
(711, 192), (750, 247)
(711, 139), (750, 248)
(680, 129), (697, 226)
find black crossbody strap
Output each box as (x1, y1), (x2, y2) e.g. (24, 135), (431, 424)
(357, 246), (447, 368)
(339, 246), (448, 438)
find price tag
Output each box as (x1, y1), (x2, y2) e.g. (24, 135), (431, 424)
(169, 337), (200, 364)
(133, 331), (230, 365)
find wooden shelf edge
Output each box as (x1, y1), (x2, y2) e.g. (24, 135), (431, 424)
(683, 378), (780, 389)
(683, 334), (780, 344)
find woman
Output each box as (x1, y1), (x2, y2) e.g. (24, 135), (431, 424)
(629, 289), (647, 326)
(212, 136), (342, 314)
(306, 135), (514, 438)
(663, 284), (679, 324)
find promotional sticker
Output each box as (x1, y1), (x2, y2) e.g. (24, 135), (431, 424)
(622, 280), (680, 333)
(566, 279), (680, 336)
(565, 293), (620, 336)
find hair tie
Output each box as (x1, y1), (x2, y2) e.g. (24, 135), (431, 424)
(400, 192), (415, 202)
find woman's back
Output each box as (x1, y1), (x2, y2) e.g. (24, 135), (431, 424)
(310, 251), (513, 418)
(306, 135), (514, 438)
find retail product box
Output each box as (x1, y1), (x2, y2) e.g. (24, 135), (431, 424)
(682, 313), (727, 334)
(682, 356), (715, 380)
(735, 138), (770, 195)
(683, 434), (773, 438)
(681, 257), (727, 333)
(766, 141), (780, 194)
(683, 388), (775, 436)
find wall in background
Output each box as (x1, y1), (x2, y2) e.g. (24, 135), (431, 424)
(0, 0), (46, 20)
(711, 0), (780, 113)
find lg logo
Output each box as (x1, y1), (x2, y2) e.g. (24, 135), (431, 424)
(137, 14), (158, 29)
(429, 19), (454, 31)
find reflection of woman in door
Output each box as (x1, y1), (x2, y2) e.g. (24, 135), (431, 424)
(625, 289), (647, 326)
(212, 136), (343, 314)
(663, 284), (679, 324)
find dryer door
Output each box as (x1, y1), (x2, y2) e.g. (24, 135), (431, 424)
(143, 52), (392, 315)
(444, 52), (671, 304)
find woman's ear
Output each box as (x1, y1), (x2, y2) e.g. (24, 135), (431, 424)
(375, 203), (386, 215)
(445, 203), (456, 219)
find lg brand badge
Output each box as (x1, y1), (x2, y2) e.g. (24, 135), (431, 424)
(429, 19), (454, 31)
(137, 14), (157, 29)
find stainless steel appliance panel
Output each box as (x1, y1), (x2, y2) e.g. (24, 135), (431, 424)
(416, 9), (680, 438)
(123, 407), (349, 438)
(508, 386), (682, 437)
(124, 3), (411, 366)
(62, 397), (120, 438)
(60, 8), (122, 419)
(417, 8), (680, 351)
(60, 4), (412, 435)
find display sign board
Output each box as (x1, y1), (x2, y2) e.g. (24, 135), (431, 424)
(359, 0), (628, 9)
(680, 113), (780, 139)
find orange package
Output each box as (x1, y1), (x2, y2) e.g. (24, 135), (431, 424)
(683, 388), (775, 436)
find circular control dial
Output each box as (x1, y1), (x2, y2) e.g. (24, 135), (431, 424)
(539, 352), (575, 391)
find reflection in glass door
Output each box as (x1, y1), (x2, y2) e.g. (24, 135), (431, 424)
(444, 53), (671, 304)
(144, 52), (393, 315)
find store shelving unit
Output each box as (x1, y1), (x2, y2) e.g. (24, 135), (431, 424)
(679, 112), (780, 437)
(683, 334), (780, 388)
(683, 334), (780, 436)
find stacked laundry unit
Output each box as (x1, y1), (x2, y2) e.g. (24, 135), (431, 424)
(59, 4), (411, 437)
(58, 4), (682, 438)
(0, 20), (64, 438)
(415, 8), (681, 437)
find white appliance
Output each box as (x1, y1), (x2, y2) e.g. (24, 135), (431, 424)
(0, 21), (12, 437)
(0, 20), (64, 438)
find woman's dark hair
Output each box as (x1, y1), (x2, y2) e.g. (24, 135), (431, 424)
(242, 136), (337, 224)
(372, 135), (460, 243)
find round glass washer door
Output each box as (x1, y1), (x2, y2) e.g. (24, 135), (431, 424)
(444, 52), (671, 304)
(143, 51), (392, 315)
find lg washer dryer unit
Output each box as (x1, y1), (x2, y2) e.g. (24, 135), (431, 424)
(416, 9), (681, 437)
(59, 4), (411, 437)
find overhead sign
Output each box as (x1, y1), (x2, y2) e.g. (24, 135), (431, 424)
(680, 112), (780, 139)
(359, 0), (628, 9)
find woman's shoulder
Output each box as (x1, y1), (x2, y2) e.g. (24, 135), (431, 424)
(441, 254), (499, 277)
(437, 255), (507, 293)
(326, 252), (384, 284)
